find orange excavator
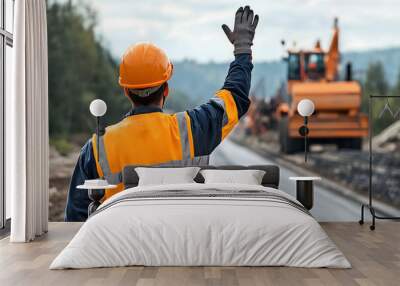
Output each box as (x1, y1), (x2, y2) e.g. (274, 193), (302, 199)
(276, 18), (368, 153)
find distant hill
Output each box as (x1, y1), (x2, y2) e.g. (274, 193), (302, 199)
(169, 47), (400, 105)
(342, 47), (400, 84)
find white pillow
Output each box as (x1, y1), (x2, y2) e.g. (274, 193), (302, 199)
(200, 169), (266, 185)
(135, 167), (200, 186)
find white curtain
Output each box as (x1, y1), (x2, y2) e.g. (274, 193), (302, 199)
(7, 0), (49, 242)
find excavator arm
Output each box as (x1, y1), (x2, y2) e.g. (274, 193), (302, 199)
(325, 18), (339, 81)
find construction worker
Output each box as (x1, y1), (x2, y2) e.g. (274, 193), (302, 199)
(65, 6), (259, 221)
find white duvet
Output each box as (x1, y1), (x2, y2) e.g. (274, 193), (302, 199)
(50, 183), (350, 269)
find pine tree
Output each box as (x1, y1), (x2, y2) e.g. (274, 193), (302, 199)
(362, 61), (396, 134)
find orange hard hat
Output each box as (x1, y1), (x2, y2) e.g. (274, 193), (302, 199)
(119, 43), (173, 89)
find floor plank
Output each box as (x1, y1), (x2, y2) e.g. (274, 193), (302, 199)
(0, 222), (399, 286)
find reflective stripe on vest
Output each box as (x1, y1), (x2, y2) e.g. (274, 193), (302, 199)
(214, 90), (239, 139)
(210, 97), (228, 126)
(96, 112), (209, 185)
(176, 112), (191, 159)
(98, 135), (122, 185)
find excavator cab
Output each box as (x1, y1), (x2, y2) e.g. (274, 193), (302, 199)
(287, 52), (325, 82)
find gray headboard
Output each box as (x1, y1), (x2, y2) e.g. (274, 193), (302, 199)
(123, 165), (280, 189)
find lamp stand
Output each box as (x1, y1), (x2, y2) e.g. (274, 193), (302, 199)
(304, 116), (308, 162)
(298, 117), (309, 163)
(96, 116), (101, 178)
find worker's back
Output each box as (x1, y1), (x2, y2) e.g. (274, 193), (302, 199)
(93, 110), (200, 199)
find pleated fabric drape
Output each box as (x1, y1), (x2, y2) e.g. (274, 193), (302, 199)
(7, 0), (49, 242)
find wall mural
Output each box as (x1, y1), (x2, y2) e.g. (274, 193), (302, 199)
(46, 1), (400, 224)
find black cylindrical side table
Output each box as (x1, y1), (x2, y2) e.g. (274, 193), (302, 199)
(77, 181), (117, 216)
(289, 177), (321, 210)
(87, 189), (105, 215)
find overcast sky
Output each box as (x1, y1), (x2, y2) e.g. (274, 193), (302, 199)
(88, 0), (400, 62)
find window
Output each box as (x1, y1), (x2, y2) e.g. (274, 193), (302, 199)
(304, 52), (325, 80)
(287, 53), (301, 80)
(0, 0), (14, 230)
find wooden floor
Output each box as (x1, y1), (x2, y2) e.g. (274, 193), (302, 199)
(0, 222), (399, 286)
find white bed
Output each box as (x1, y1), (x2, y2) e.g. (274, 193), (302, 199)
(50, 183), (350, 269)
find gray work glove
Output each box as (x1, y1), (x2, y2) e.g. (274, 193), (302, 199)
(222, 6), (259, 55)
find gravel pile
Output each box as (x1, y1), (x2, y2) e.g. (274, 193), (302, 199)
(308, 151), (400, 208)
(234, 132), (400, 209)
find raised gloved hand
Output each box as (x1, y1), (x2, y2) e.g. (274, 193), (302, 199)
(222, 6), (259, 55)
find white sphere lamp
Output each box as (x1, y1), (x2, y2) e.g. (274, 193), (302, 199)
(297, 99), (315, 117)
(78, 99), (117, 216)
(88, 99), (110, 197)
(90, 99), (107, 117)
(297, 99), (315, 163)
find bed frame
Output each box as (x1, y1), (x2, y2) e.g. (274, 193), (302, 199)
(122, 165), (280, 189)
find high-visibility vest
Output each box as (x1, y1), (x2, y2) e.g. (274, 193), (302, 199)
(91, 111), (207, 199)
(91, 89), (239, 200)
